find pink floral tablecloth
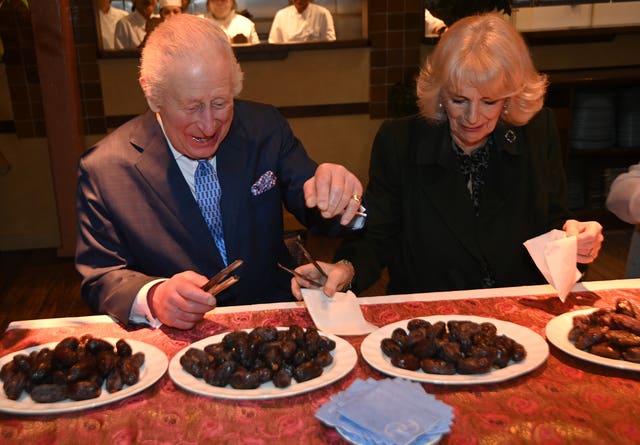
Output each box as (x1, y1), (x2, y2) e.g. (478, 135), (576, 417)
(1, 287), (640, 444)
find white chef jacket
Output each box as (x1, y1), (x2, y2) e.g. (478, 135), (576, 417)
(268, 3), (336, 44)
(100, 6), (128, 50)
(199, 11), (260, 45)
(114, 10), (148, 50)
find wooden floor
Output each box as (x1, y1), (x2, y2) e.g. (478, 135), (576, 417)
(0, 228), (634, 333)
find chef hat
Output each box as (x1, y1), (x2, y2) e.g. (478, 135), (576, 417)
(159, 0), (181, 8)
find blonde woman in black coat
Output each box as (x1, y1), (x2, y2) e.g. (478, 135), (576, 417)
(291, 13), (603, 299)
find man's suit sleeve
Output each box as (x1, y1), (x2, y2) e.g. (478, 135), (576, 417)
(75, 150), (158, 324)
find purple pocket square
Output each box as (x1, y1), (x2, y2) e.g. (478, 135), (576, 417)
(251, 170), (277, 196)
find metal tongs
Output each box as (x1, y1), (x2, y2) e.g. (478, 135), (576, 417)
(277, 239), (328, 288)
(201, 259), (243, 295)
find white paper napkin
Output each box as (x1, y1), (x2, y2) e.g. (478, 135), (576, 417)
(524, 229), (582, 302)
(301, 289), (378, 336)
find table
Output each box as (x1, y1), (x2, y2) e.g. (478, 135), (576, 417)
(2, 279), (640, 444)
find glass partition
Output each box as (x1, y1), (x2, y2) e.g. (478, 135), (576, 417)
(424, 0), (640, 37)
(97, 0), (365, 52)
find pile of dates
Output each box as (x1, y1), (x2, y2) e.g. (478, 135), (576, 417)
(180, 325), (335, 389)
(1, 335), (144, 402)
(569, 298), (640, 362)
(380, 319), (526, 375)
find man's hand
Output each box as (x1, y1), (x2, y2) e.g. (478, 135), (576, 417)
(303, 163), (363, 225)
(147, 271), (216, 329)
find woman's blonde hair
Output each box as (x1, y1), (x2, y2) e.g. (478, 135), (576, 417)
(139, 14), (244, 110)
(417, 13), (548, 126)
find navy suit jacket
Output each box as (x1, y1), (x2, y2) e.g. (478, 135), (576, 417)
(76, 100), (331, 323)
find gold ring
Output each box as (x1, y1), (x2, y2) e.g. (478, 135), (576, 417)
(351, 194), (362, 204)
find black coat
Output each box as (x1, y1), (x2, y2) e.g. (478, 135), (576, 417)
(338, 107), (572, 294)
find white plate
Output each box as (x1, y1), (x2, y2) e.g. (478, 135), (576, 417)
(0, 338), (168, 415)
(168, 329), (357, 400)
(546, 308), (640, 372)
(361, 315), (549, 385)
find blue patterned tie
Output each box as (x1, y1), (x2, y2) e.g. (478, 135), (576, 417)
(195, 160), (227, 265)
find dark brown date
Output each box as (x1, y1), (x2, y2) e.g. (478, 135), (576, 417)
(1, 336), (145, 403)
(272, 369), (292, 388)
(229, 369), (261, 389)
(182, 325), (335, 390)
(105, 367), (124, 393)
(623, 347), (640, 363)
(590, 343), (622, 359)
(382, 319), (527, 375)
(381, 338), (402, 358)
(3, 371), (27, 400)
(569, 300), (640, 364)
(420, 358), (455, 375)
(30, 384), (68, 403)
(293, 361), (323, 382)
(68, 381), (101, 401)
(390, 353), (420, 371)
(456, 357), (492, 375)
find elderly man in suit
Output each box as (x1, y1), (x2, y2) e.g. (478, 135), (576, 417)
(76, 14), (362, 329)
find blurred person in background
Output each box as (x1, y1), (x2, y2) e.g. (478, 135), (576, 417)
(199, 0), (260, 45)
(425, 8), (447, 36)
(97, 0), (128, 50)
(606, 162), (640, 277)
(159, 0), (182, 19)
(268, 0), (335, 44)
(114, 0), (158, 49)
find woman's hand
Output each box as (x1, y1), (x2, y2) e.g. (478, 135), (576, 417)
(290, 260), (355, 300)
(563, 219), (604, 264)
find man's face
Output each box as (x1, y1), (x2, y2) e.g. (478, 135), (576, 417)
(135, 0), (157, 19)
(157, 51), (235, 160)
(292, 0), (310, 13)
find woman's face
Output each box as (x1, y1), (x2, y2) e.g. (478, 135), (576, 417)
(209, 0), (233, 19)
(442, 86), (505, 153)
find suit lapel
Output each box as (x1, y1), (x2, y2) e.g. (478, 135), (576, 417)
(416, 123), (482, 259)
(132, 111), (222, 265)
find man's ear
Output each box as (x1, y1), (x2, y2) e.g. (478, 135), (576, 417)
(139, 77), (160, 112)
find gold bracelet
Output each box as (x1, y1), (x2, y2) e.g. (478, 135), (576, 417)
(337, 259), (354, 291)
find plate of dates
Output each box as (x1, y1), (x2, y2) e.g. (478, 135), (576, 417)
(168, 325), (357, 400)
(361, 315), (548, 385)
(0, 336), (168, 415)
(546, 302), (640, 371)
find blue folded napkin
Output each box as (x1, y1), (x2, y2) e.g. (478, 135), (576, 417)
(317, 378), (454, 445)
